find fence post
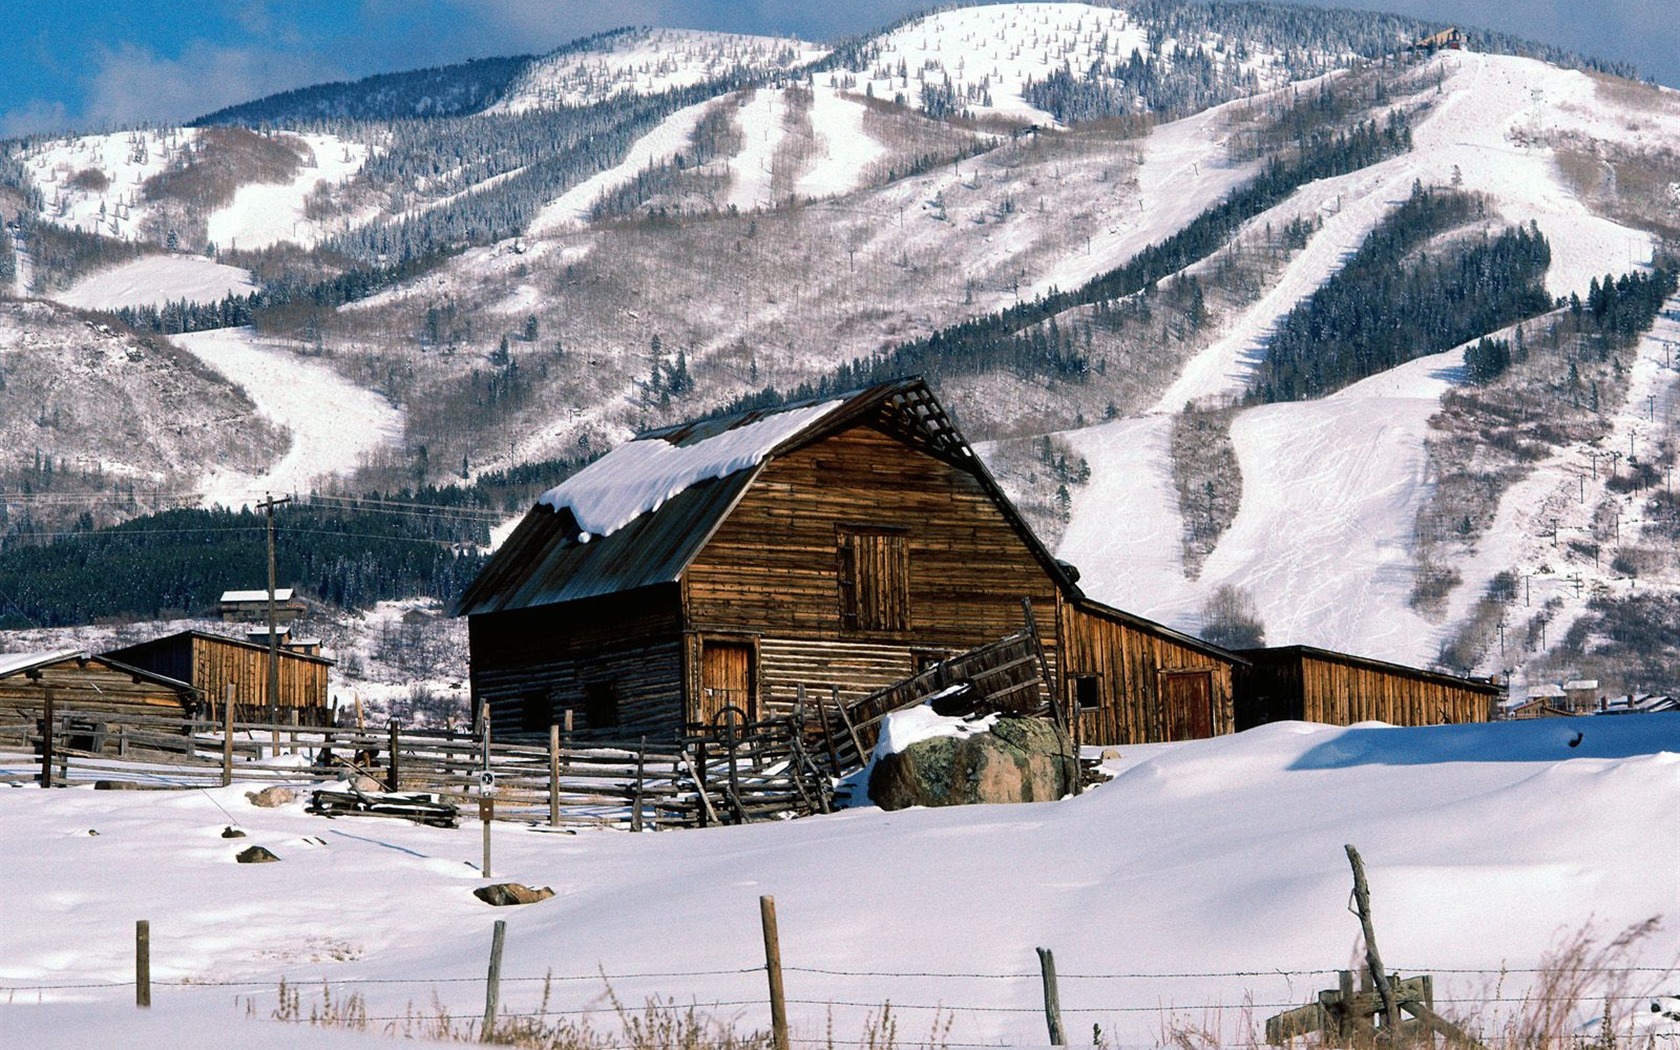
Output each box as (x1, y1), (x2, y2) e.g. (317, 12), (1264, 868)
(387, 721), (401, 792)
(1037, 947), (1065, 1047)
(222, 684), (235, 787)
(39, 686), (56, 788)
(135, 920), (151, 1008)
(481, 919), (506, 1042)
(549, 722), (561, 827)
(760, 896), (790, 1050)
(1345, 844), (1399, 1034)
(632, 736), (647, 832)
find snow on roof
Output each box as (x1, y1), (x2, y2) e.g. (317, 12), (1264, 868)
(538, 400), (845, 537)
(0, 650), (83, 677)
(1562, 679), (1599, 691)
(1526, 684), (1567, 698)
(220, 589), (295, 603)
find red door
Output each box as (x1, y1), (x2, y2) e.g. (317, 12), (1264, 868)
(1161, 671), (1214, 741)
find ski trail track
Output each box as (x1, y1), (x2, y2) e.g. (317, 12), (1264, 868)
(172, 327), (402, 508)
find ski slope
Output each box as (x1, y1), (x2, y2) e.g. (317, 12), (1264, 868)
(53, 255), (256, 311)
(171, 327), (402, 507)
(205, 133), (371, 251)
(2, 715), (1676, 1049)
(1062, 51), (1677, 665)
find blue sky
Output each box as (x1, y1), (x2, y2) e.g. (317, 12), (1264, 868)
(3, 1), (1674, 137)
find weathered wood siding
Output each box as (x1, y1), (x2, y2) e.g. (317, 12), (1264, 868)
(1235, 648), (1494, 728)
(470, 586), (686, 741)
(0, 659), (194, 721)
(1058, 601), (1236, 745)
(682, 427), (1062, 710)
(188, 636), (328, 712)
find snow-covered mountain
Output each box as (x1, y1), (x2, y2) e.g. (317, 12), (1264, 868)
(1, 1), (1677, 696)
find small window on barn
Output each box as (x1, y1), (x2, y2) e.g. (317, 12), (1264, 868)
(520, 689), (552, 732)
(584, 681), (620, 730)
(837, 525), (910, 632)
(1072, 675), (1102, 711)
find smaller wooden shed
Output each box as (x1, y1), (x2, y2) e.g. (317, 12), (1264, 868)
(1234, 645), (1499, 730)
(0, 650), (197, 722)
(104, 630), (333, 722)
(219, 588), (306, 624)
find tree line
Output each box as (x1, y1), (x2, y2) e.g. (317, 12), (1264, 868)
(1254, 184), (1554, 402)
(720, 111), (1413, 411)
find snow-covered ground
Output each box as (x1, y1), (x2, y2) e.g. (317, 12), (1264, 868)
(170, 327), (402, 507)
(15, 128), (192, 241)
(3, 714), (1676, 1049)
(205, 133), (371, 252)
(52, 254), (256, 311)
(492, 28), (827, 114)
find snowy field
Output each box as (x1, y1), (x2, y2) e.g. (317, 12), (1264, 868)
(53, 254), (256, 311)
(171, 327), (403, 507)
(205, 133), (371, 251)
(2, 714), (1676, 1049)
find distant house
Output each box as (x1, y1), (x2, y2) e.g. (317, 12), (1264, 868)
(452, 378), (1245, 746)
(1235, 645), (1500, 729)
(1412, 27), (1466, 51)
(0, 650), (198, 722)
(104, 630), (333, 723)
(219, 588), (306, 624)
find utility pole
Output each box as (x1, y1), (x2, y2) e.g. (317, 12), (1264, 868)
(257, 494), (291, 725)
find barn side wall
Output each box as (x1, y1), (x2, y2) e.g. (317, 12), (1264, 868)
(188, 637), (329, 714)
(1297, 654), (1494, 725)
(682, 426), (1063, 712)
(1237, 649), (1494, 728)
(1058, 603), (1236, 745)
(468, 585), (686, 741)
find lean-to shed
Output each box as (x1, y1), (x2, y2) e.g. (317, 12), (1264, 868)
(452, 378), (1245, 745)
(0, 650), (197, 722)
(1234, 645), (1500, 729)
(103, 630), (333, 722)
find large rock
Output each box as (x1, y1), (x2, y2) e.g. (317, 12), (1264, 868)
(246, 786), (297, 808)
(474, 883), (556, 907)
(868, 716), (1077, 811)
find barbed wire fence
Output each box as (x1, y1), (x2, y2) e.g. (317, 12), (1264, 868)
(5, 912), (1676, 1049)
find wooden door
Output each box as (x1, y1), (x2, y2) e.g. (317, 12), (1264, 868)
(698, 640), (756, 727)
(1161, 670), (1214, 741)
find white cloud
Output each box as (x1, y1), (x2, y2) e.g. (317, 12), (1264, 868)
(81, 41), (342, 128)
(1, 98), (72, 139)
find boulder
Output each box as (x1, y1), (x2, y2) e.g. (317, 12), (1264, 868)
(246, 786), (297, 808)
(236, 845), (280, 864)
(221, 826), (247, 838)
(868, 716), (1077, 811)
(474, 883), (556, 907)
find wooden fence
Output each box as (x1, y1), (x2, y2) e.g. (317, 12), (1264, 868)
(0, 704), (834, 831)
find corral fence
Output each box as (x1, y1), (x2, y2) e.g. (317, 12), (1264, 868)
(0, 625), (1070, 828)
(0, 695), (860, 831)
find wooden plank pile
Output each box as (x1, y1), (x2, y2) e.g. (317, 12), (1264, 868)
(307, 787), (460, 828)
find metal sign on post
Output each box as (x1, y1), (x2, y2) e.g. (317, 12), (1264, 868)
(479, 770), (496, 878)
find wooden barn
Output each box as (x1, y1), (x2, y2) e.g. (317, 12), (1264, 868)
(453, 378), (1245, 746)
(1234, 645), (1500, 730)
(103, 629), (333, 722)
(0, 650), (198, 722)
(219, 588), (306, 624)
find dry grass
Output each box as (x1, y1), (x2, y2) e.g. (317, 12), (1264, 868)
(265, 975), (949, 1050)
(1170, 403), (1243, 578)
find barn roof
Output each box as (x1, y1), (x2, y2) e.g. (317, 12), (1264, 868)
(104, 629), (335, 667)
(221, 588), (295, 603)
(0, 649), (196, 693)
(453, 377), (1075, 617)
(1240, 644), (1504, 695)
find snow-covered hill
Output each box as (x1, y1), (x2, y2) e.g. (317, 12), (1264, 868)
(1, 5), (1678, 691)
(3, 714), (1676, 1048)
(1060, 50), (1680, 682)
